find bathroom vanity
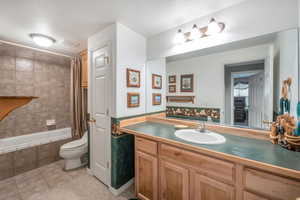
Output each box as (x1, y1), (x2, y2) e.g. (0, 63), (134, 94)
(120, 117), (300, 200)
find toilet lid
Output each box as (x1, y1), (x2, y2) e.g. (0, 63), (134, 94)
(61, 137), (87, 149)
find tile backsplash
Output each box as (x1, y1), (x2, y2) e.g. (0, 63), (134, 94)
(0, 43), (71, 138)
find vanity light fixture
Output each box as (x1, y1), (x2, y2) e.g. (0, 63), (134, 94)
(174, 18), (225, 44)
(206, 18), (223, 36)
(189, 24), (203, 40)
(174, 29), (185, 44)
(29, 33), (56, 47)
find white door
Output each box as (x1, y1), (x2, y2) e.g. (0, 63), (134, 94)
(90, 46), (110, 185)
(248, 72), (264, 129)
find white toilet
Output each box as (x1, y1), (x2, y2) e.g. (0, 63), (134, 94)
(59, 132), (88, 170)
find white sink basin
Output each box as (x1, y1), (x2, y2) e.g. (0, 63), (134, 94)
(174, 129), (226, 144)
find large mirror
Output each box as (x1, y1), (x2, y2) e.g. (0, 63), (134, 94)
(165, 28), (299, 130)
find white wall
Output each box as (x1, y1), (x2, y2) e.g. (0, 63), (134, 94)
(146, 58), (166, 113)
(115, 23), (147, 118)
(147, 0), (298, 60)
(88, 22), (166, 118)
(166, 44), (272, 123)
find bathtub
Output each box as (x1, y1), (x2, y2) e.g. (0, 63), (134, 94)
(0, 128), (72, 155)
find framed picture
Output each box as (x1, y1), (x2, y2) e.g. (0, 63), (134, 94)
(168, 75), (176, 84)
(127, 68), (140, 88)
(169, 85), (176, 93)
(180, 74), (194, 92)
(152, 74), (162, 89)
(152, 93), (162, 105)
(127, 93), (140, 107)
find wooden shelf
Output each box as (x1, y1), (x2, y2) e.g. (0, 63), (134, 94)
(166, 96), (195, 103)
(0, 96), (38, 121)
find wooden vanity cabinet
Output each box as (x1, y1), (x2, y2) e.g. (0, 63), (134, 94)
(134, 136), (300, 200)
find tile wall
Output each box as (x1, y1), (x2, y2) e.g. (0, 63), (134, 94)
(0, 43), (71, 139)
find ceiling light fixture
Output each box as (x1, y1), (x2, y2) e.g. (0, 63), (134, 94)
(174, 29), (185, 45)
(29, 33), (56, 47)
(189, 24), (202, 40)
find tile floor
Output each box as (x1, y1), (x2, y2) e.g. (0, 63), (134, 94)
(0, 160), (135, 200)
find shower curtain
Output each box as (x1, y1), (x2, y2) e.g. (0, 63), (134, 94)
(70, 56), (87, 139)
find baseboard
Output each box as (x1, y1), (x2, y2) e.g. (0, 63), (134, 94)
(109, 178), (134, 196)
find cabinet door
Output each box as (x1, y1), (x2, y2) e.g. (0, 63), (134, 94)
(193, 172), (235, 200)
(243, 192), (269, 200)
(160, 160), (189, 200)
(136, 151), (158, 200)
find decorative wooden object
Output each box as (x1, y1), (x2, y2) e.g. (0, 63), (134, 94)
(168, 85), (176, 93)
(127, 68), (140, 88)
(281, 77), (292, 99)
(270, 113), (300, 150)
(168, 75), (176, 84)
(0, 96), (38, 121)
(180, 74), (194, 92)
(152, 93), (161, 105)
(152, 74), (162, 89)
(80, 49), (88, 88)
(269, 78), (300, 150)
(127, 93), (140, 108)
(166, 96), (195, 103)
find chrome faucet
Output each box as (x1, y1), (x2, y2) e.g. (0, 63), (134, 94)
(196, 121), (206, 133)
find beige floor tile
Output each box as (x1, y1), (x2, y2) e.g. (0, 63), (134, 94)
(0, 161), (135, 200)
(1, 193), (22, 200)
(0, 178), (19, 200)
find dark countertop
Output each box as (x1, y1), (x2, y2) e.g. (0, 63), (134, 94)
(123, 121), (300, 172)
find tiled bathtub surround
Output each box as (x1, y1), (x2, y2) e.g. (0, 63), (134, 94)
(0, 43), (71, 139)
(0, 128), (71, 154)
(0, 138), (72, 181)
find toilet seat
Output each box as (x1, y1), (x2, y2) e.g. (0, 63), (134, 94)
(61, 139), (87, 150)
(61, 134), (88, 150)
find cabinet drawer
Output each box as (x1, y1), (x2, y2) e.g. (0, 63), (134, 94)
(136, 137), (158, 156)
(244, 168), (300, 200)
(159, 144), (235, 184)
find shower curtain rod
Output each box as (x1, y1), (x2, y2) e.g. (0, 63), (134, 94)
(0, 39), (73, 58)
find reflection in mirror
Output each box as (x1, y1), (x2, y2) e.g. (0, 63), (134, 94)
(165, 28), (299, 130)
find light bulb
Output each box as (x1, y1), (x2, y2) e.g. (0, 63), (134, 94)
(189, 24), (202, 40)
(174, 29), (185, 44)
(29, 33), (56, 47)
(206, 18), (222, 36)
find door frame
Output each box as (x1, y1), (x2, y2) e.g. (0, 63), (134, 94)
(88, 41), (112, 186)
(223, 58), (268, 126)
(230, 69), (264, 126)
